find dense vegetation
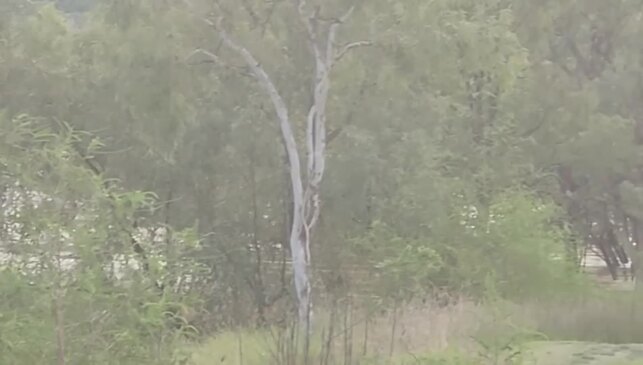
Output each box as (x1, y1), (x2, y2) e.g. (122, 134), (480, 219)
(3, 0), (643, 364)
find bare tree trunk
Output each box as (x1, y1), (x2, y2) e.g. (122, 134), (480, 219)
(202, 1), (370, 328)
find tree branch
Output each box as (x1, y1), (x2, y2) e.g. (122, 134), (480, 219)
(325, 5), (356, 66)
(339, 5), (355, 22)
(335, 41), (372, 62)
(326, 127), (343, 145)
(186, 48), (223, 65)
(185, 48), (254, 78)
(306, 105), (316, 181)
(295, 0), (321, 58)
(213, 18), (308, 277)
(69, 140), (156, 284)
(215, 17), (291, 137)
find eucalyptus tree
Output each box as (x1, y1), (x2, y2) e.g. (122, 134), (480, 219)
(185, 0), (372, 326)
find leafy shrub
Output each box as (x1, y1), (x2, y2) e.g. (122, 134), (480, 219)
(0, 114), (198, 364)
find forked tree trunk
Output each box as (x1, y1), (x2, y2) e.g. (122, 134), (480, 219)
(205, 1), (370, 327)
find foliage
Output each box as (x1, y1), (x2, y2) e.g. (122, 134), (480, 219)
(0, 114), (198, 363)
(348, 190), (585, 302)
(3, 0), (643, 361)
(465, 191), (584, 298)
(349, 220), (443, 301)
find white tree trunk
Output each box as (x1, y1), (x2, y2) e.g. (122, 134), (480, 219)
(208, 1), (370, 327)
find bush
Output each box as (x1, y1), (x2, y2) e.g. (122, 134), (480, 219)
(0, 115), (197, 364)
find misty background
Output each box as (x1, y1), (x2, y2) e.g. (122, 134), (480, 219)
(2, 1), (643, 364)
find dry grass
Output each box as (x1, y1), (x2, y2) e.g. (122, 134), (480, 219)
(517, 292), (643, 344)
(187, 297), (489, 365)
(352, 300), (483, 356)
(188, 290), (643, 364)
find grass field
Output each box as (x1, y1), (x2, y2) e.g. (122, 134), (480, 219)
(189, 338), (643, 364)
(187, 293), (643, 365)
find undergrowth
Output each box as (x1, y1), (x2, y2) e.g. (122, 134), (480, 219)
(188, 288), (643, 365)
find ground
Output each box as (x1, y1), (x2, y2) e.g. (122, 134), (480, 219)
(527, 342), (643, 365)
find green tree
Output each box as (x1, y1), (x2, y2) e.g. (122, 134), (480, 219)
(0, 113), (199, 363)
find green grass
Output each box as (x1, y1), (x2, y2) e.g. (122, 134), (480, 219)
(188, 326), (328, 365)
(189, 334), (478, 365)
(187, 331), (643, 364)
(189, 329), (272, 364)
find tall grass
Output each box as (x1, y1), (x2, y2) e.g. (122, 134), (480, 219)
(187, 289), (643, 364)
(519, 291), (643, 344)
(188, 297), (491, 365)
